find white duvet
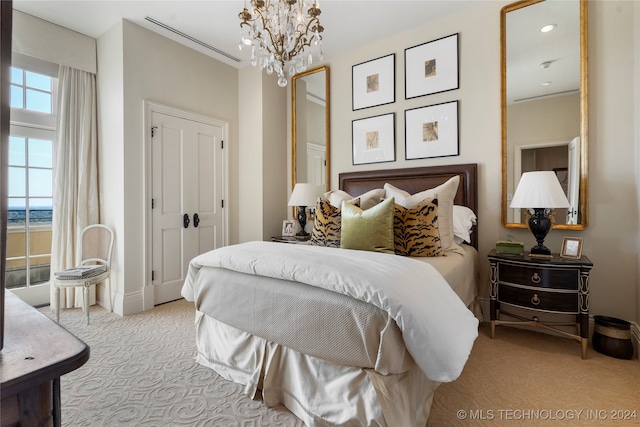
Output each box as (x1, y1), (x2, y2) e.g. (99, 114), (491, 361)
(182, 241), (478, 382)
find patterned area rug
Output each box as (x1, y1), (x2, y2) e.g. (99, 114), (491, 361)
(42, 299), (304, 427)
(42, 300), (639, 426)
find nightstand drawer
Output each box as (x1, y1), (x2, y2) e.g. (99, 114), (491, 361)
(498, 284), (579, 313)
(499, 263), (578, 290)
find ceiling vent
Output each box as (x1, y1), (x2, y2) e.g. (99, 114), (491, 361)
(144, 16), (241, 63)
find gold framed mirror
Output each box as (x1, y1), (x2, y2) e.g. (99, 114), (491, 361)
(292, 66), (330, 198)
(501, 0), (588, 230)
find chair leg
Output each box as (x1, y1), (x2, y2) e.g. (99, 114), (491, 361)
(55, 286), (60, 323)
(84, 285), (90, 325)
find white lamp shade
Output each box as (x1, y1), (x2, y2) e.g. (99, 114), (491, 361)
(510, 171), (570, 209)
(288, 183), (317, 207)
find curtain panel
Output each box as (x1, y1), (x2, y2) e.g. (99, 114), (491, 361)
(50, 66), (99, 310)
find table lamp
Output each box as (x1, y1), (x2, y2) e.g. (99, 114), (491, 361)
(287, 183), (317, 239)
(510, 171), (570, 257)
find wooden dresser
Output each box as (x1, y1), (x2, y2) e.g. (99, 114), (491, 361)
(488, 250), (593, 358)
(1, 291), (89, 426)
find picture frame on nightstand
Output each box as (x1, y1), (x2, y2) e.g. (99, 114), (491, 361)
(282, 220), (296, 237)
(560, 237), (583, 259)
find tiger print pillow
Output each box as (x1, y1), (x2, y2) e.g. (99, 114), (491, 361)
(394, 197), (442, 257)
(310, 197), (359, 247)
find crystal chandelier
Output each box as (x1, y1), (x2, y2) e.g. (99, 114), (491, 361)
(238, 0), (324, 87)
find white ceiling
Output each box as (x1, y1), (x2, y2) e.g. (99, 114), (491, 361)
(506, 0), (580, 104)
(13, 0), (487, 68)
(13, 0), (579, 101)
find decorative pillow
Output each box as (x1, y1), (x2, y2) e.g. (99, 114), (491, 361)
(384, 176), (460, 251)
(394, 198), (442, 257)
(324, 188), (385, 210)
(310, 198), (360, 248)
(340, 197), (395, 254)
(453, 205), (477, 245)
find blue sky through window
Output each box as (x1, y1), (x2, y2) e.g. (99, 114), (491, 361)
(8, 68), (54, 218)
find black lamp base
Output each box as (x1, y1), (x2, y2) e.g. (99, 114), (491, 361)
(296, 206), (309, 239)
(527, 208), (553, 258)
(530, 244), (551, 256)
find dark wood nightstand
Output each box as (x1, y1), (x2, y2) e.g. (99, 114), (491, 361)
(488, 250), (593, 358)
(271, 236), (311, 244)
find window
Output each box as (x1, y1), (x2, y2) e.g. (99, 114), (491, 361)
(5, 59), (57, 295)
(6, 131), (54, 289)
(10, 68), (53, 113)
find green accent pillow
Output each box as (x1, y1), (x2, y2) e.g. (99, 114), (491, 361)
(340, 197), (395, 254)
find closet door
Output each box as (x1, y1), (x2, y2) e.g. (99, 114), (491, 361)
(151, 111), (224, 305)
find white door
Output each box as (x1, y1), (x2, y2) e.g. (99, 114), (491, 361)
(151, 112), (224, 305)
(566, 137), (580, 225)
(306, 142), (326, 198)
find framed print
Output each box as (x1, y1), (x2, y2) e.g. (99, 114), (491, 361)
(352, 54), (395, 110)
(352, 113), (395, 165)
(404, 100), (459, 160)
(282, 220), (296, 237)
(560, 237), (583, 259)
(405, 33), (459, 99)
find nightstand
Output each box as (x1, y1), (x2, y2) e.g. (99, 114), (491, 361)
(271, 236), (311, 244)
(488, 250), (593, 358)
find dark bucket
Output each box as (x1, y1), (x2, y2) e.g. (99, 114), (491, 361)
(592, 316), (634, 360)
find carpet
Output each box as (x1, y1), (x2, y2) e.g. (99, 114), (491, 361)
(43, 299), (639, 426)
(43, 299), (303, 426)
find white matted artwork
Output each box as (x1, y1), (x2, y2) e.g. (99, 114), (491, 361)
(405, 33), (459, 99)
(404, 101), (459, 160)
(352, 54), (395, 110)
(352, 113), (395, 165)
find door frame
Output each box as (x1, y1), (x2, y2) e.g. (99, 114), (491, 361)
(142, 101), (229, 310)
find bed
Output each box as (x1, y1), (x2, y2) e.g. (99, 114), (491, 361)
(182, 164), (480, 427)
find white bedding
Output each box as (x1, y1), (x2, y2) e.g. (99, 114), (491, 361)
(194, 312), (438, 427)
(182, 241), (479, 382)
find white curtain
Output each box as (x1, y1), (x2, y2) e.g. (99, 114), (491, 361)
(50, 66), (99, 310)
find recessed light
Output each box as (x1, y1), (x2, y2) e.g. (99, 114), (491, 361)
(540, 24), (556, 33)
(541, 81), (552, 86)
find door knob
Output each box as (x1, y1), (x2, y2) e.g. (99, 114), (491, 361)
(183, 213), (190, 228)
(193, 213), (200, 228)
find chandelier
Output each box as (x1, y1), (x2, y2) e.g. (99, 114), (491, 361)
(238, 0), (324, 87)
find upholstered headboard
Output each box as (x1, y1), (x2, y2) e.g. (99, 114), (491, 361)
(339, 164), (478, 249)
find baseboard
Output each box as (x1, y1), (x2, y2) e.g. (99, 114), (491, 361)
(111, 289), (145, 316)
(96, 283), (155, 316)
(142, 285), (155, 311)
(479, 296), (639, 360)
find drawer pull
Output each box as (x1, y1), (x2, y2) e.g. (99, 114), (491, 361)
(531, 272), (541, 284)
(531, 294), (541, 305)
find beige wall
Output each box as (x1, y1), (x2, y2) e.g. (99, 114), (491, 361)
(238, 66), (288, 243)
(321, 0), (638, 322)
(97, 20), (240, 315)
(260, 74), (288, 240)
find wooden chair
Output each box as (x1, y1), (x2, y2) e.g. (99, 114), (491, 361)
(53, 224), (114, 325)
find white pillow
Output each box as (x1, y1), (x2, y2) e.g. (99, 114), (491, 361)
(324, 188), (385, 211)
(453, 205), (477, 244)
(384, 176), (460, 251)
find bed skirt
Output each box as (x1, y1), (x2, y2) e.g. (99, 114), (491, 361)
(194, 311), (440, 427)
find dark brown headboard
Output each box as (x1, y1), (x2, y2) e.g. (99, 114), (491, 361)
(339, 164), (478, 249)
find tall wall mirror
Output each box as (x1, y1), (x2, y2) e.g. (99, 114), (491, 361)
(501, 0), (588, 229)
(292, 66), (330, 197)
